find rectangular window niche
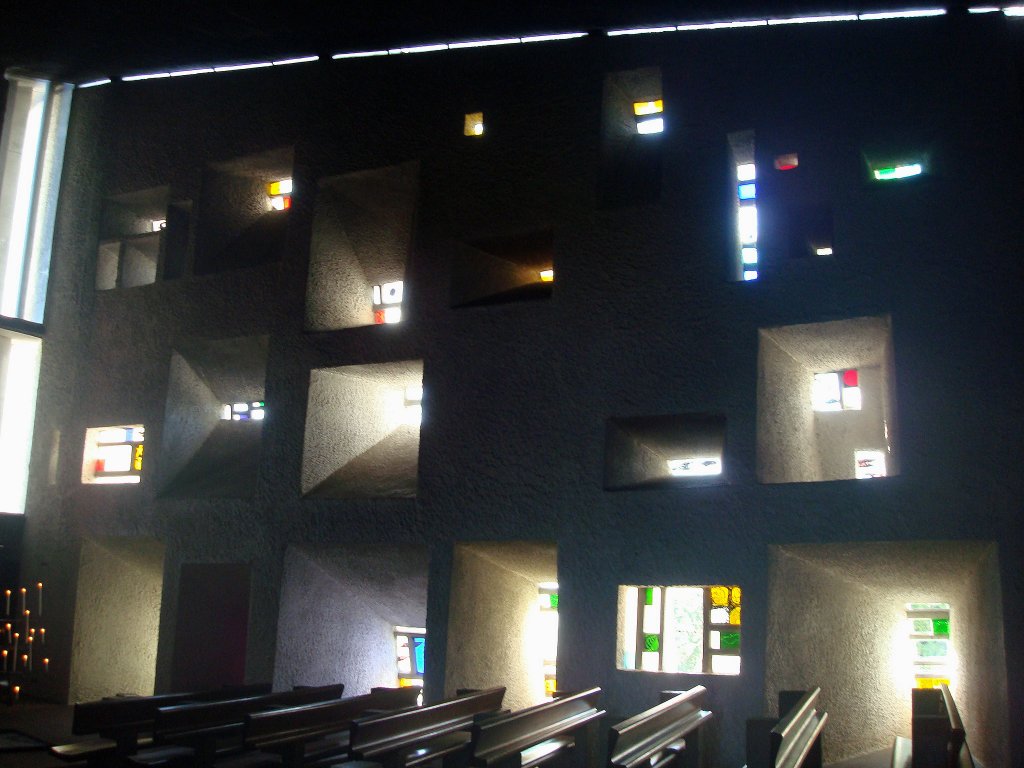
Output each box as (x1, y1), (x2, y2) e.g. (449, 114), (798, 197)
(195, 147), (294, 275)
(96, 186), (180, 290)
(305, 161), (419, 331)
(598, 67), (664, 208)
(604, 413), (727, 490)
(757, 315), (897, 484)
(451, 229), (554, 308)
(301, 359), (423, 498)
(159, 335), (269, 498)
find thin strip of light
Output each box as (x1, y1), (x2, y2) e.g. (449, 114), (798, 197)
(678, 19), (768, 30)
(122, 71), (171, 81)
(607, 26), (677, 36)
(520, 32), (587, 42)
(271, 55), (320, 66)
(967, 6), (1000, 11)
(78, 78), (111, 89)
(767, 14), (859, 25)
(169, 67), (215, 77)
(1004, 6), (1024, 15)
(448, 37), (521, 49)
(213, 62), (273, 72)
(858, 9), (946, 20)
(332, 50), (390, 59)
(388, 44), (449, 54)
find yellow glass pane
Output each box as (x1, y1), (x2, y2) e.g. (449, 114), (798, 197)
(633, 99), (663, 116)
(915, 677), (950, 689)
(464, 112), (484, 136)
(730, 606), (741, 625)
(731, 586), (741, 606)
(133, 444), (144, 471)
(710, 586), (729, 607)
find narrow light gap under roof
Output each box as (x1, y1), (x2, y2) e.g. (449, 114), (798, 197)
(213, 62), (273, 72)
(78, 79), (111, 89)
(678, 19), (768, 30)
(766, 14), (859, 25)
(606, 26), (677, 36)
(858, 8), (946, 20)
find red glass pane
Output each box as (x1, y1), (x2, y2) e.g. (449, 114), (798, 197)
(843, 369), (858, 387)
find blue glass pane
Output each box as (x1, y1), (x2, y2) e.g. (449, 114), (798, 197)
(738, 183), (756, 200)
(413, 636), (426, 675)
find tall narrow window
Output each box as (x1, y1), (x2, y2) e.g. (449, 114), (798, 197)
(906, 603), (951, 688)
(537, 583), (559, 697)
(618, 585), (741, 674)
(0, 330), (42, 513)
(395, 626), (426, 694)
(0, 72), (73, 324)
(728, 131), (757, 281)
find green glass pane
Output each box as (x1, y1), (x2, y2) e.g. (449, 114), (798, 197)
(721, 632), (740, 649)
(644, 634), (660, 652)
(933, 618), (949, 637)
(644, 587), (654, 606)
(916, 639), (947, 658)
(549, 593), (559, 609)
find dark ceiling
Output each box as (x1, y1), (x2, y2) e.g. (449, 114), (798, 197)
(2, 1), (970, 80)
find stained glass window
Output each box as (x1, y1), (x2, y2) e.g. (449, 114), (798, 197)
(728, 131), (758, 281)
(464, 113), (484, 136)
(82, 425), (145, 484)
(633, 100), (664, 134)
(906, 603), (951, 688)
(268, 178), (292, 210)
(220, 401), (266, 421)
(537, 583), (559, 697)
(619, 584), (741, 675)
(394, 626), (426, 693)
(812, 369), (862, 411)
(372, 281), (404, 324)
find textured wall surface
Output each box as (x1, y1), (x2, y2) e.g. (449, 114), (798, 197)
(69, 538), (164, 702)
(12, 16), (1024, 767)
(766, 542), (1009, 766)
(274, 545), (428, 693)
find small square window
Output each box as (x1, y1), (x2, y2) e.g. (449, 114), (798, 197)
(617, 584), (741, 675)
(82, 425), (145, 484)
(905, 604), (951, 688)
(464, 113), (484, 136)
(633, 100), (664, 134)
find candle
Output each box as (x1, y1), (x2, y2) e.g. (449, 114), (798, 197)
(40, 627), (45, 644)
(21, 654), (28, 671)
(19, 587), (26, 613)
(24, 609), (29, 635)
(4, 589), (9, 615)
(12, 685), (20, 701)
(37, 582), (42, 616)
(27, 649), (31, 671)
(13, 631), (18, 660)
(4, 622), (9, 643)
(44, 657), (49, 672)
(2, 649), (6, 672)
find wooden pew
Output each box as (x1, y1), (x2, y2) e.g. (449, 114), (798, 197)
(745, 688), (827, 768)
(608, 687), (713, 768)
(892, 685), (974, 768)
(468, 687), (605, 768)
(127, 683), (346, 767)
(52, 683), (273, 766)
(348, 686), (506, 768)
(241, 686), (422, 768)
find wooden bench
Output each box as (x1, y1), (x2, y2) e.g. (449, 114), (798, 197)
(348, 686), (507, 768)
(240, 686), (422, 768)
(127, 683), (347, 767)
(608, 687), (713, 768)
(892, 685), (974, 768)
(52, 683), (273, 766)
(745, 688), (827, 768)
(467, 687), (605, 768)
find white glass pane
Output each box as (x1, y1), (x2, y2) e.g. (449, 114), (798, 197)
(0, 335), (41, 513)
(642, 588), (662, 634)
(843, 386), (863, 410)
(736, 163), (756, 181)
(621, 587), (637, 669)
(855, 450), (887, 479)
(709, 607), (729, 624)
(738, 205), (758, 244)
(662, 586), (704, 673)
(96, 444), (132, 472)
(97, 428), (128, 444)
(709, 631), (721, 650)
(812, 372), (842, 411)
(640, 651), (660, 671)
(711, 654), (741, 675)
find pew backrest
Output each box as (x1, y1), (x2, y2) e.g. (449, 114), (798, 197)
(350, 686), (506, 764)
(470, 687), (605, 768)
(770, 688), (827, 768)
(609, 687), (712, 768)
(71, 683), (272, 739)
(910, 685), (973, 768)
(245, 686), (421, 750)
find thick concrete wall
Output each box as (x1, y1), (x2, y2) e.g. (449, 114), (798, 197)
(273, 545), (428, 693)
(12, 15), (1024, 767)
(69, 538), (163, 702)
